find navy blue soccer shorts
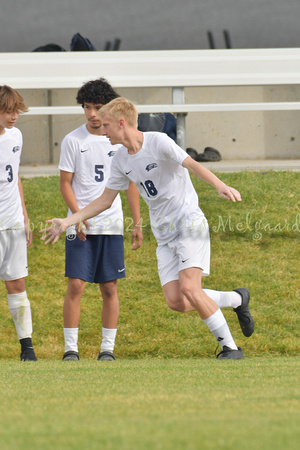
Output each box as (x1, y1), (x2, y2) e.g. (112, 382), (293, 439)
(65, 234), (125, 283)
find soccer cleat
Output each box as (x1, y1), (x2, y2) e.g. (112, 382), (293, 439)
(97, 351), (116, 361)
(233, 288), (254, 337)
(20, 347), (37, 361)
(62, 351), (79, 361)
(216, 346), (244, 360)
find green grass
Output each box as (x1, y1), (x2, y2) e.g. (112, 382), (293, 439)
(0, 171), (299, 448)
(0, 358), (299, 450)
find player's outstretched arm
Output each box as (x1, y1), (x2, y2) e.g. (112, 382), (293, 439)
(40, 188), (119, 245)
(182, 156), (242, 202)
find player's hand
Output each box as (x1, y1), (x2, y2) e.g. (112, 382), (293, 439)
(217, 184), (242, 202)
(39, 218), (66, 245)
(131, 225), (143, 250)
(76, 220), (89, 241)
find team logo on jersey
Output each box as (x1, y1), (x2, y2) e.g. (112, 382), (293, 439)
(12, 146), (20, 153)
(145, 163), (158, 172)
(107, 151), (116, 157)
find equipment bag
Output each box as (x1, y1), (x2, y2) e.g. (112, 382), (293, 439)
(70, 33), (97, 51)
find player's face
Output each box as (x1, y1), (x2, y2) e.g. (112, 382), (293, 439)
(101, 115), (122, 145)
(83, 102), (103, 131)
(0, 110), (19, 134)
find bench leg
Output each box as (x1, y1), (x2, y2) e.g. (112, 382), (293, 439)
(172, 87), (186, 150)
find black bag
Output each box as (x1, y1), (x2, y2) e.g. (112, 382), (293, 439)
(138, 113), (177, 142)
(70, 33), (97, 51)
(195, 147), (222, 162)
(33, 43), (66, 52)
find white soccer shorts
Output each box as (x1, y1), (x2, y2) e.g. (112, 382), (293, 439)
(0, 229), (28, 281)
(156, 218), (210, 286)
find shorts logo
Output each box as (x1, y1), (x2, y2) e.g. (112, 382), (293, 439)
(12, 146), (20, 153)
(107, 151), (116, 157)
(146, 163), (158, 172)
(118, 268), (125, 272)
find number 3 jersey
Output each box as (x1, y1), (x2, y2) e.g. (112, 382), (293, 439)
(59, 124), (123, 236)
(0, 127), (24, 231)
(107, 132), (205, 245)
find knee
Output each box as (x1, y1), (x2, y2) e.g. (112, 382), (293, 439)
(179, 282), (193, 301)
(100, 281), (118, 300)
(67, 278), (85, 298)
(165, 295), (186, 313)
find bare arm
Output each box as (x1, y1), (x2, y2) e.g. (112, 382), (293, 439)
(60, 170), (89, 235)
(60, 170), (80, 214)
(40, 187), (119, 245)
(18, 175), (32, 247)
(182, 156), (242, 202)
(125, 181), (143, 250)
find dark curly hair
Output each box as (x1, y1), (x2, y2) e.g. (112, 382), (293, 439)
(76, 78), (120, 106)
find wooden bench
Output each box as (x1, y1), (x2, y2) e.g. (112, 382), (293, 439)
(1, 48), (300, 148)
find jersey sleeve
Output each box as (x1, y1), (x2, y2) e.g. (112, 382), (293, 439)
(158, 133), (188, 166)
(59, 135), (76, 173)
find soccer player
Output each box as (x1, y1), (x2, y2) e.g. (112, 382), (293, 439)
(59, 80), (143, 361)
(41, 97), (254, 360)
(0, 85), (37, 361)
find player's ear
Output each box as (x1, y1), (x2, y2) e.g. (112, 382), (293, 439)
(119, 118), (126, 128)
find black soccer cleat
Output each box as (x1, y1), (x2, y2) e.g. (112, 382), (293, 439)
(20, 347), (37, 361)
(216, 346), (245, 360)
(233, 288), (254, 337)
(62, 351), (79, 361)
(97, 351), (116, 361)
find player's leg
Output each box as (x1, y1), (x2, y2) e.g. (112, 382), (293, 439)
(63, 277), (86, 360)
(162, 273), (253, 337)
(162, 280), (195, 312)
(93, 235), (125, 361)
(1, 229), (37, 361)
(99, 280), (119, 360)
(63, 234), (90, 361)
(178, 267), (242, 353)
(160, 226), (244, 359)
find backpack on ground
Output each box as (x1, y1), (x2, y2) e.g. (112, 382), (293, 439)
(70, 33), (97, 51)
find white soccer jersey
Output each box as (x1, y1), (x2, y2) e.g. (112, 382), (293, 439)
(0, 127), (24, 230)
(59, 124), (123, 235)
(107, 132), (205, 244)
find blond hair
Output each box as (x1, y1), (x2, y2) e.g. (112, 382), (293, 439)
(99, 97), (138, 127)
(0, 85), (28, 114)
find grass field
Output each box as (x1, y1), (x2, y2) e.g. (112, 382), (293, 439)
(0, 170), (299, 448)
(0, 358), (299, 450)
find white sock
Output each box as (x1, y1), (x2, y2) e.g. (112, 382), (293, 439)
(101, 328), (117, 353)
(64, 328), (79, 353)
(203, 289), (241, 309)
(203, 308), (238, 350)
(7, 291), (33, 339)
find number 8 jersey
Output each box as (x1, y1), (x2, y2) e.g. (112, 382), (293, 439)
(0, 127), (24, 231)
(107, 132), (206, 244)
